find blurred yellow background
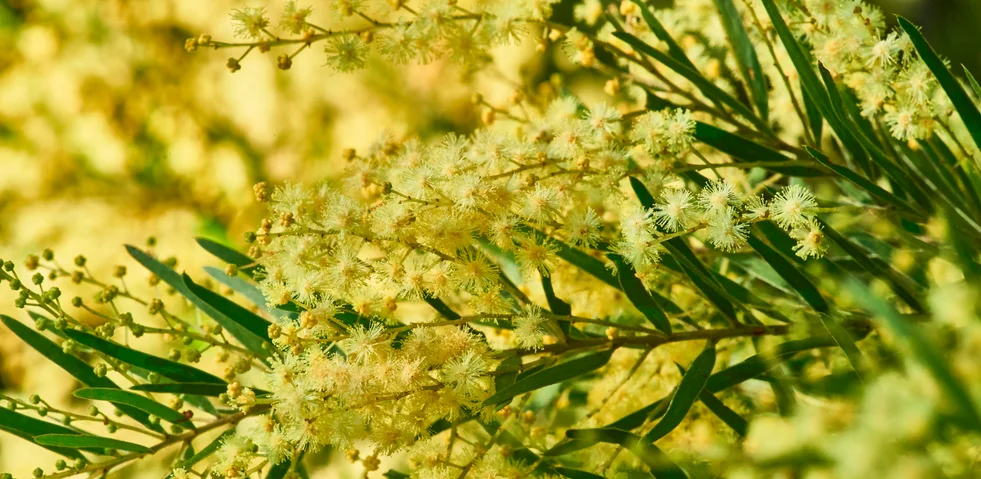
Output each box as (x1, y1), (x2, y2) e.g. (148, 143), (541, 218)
(2, 0), (978, 476)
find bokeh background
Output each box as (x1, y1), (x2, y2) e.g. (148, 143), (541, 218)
(0, 0), (978, 476)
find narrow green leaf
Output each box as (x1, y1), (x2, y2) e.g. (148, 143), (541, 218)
(206, 267), (286, 319)
(642, 342), (716, 443)
(816, 314), (866, 379)
(35, 434), (152, 453)
(899, 17), (981, 151)
(382, 470), (411, 479)
(555, 467), (606, 479)
(129, 244), (271, 356)
(0, 407), (86, 459)
(757, 0), (833, 122)
(494, 356), (522, 398)
(178, 430), (234, 468)
(802, 82), (824, 143)
(63, 329), (226, 384)
(817, 64), (933, 210)
(182, 273), (272, 355)
(546, 336), (836, 457)
(0, 315), (162, 433)
(676, 363), (748, 437)
(848, 279), (981, 429)
(746, 233), (829, 313)
(126, 245), (194, 297)
(705, 336), (836, 392)
(608, 254), (672, 334)
(805, 147), (923, 219)
(565, 429), (689, 478)
(629, 177), (738, 323)
(694, 123), (822, 177)
(74, 388), (188, 425)
(636, 1), (697, 71)
(266, 459), (292, 479)
(422, 293), (461, 320)
(965, 65), (981, 99)
(613, 30), (768, 132)
(130, 382), (231, 397)
(819, 220), (925, 313)
(523, 228), (617, 289)
(483, 350), (613, 407)
(712, 0), (768, 120)
(196, 237), (258, 277)
(541, 274), (572, 316)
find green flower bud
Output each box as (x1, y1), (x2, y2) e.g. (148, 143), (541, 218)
(55, 459), (67, 470)
(148, 372), (160, 383)
(168, 349), (182, 361)
(106, 423), (117, 434)
(94, 364), (108, 378)
(73, 458), (86, 470)
(74, 255), (87, 267)
(29, 394), (40, 405)
(33, 467), (43, 478)
(13, 297), (26, 309)
(8, 279), (20, 290)
(31, 272), (43, 285)
(89, 406), (99, 416)
(42, 249), (54, 261)
(71, 296), (83, 307)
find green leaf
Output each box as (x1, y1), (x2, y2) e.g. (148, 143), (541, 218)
(266, 459), (292, 479)
(541, 274), (572, 316)
(849, 279), (981, 429)
(965, 66), (981, 99)
(555, 467), (606, 479)
(182, 273), (272, 350)
(629, 177), (738, 323)
(746, 231), (828, 313)
(523, 228), (616, 288)
(546, 336), (836, 457)
(130, 382), (230, 397)
(805, 147), (924, 219)
(483, 350), (614, 407)
(817, 64), (933, 210)
(35, 434), (152, 453)
(641, 342), (716, 443)
(422, 293), (461, 320)
(705, 336), (836, 392)
(494, 356), (522, 400)
(196, 237), (258, 277)
(636, 1), (697, 71)
(126, 244), (194, 298)
(0, 406), (86, 459)
(819, 220), (925, 313)
(74, 388), (188, 426)
(816, 314), (866, 380)
(128, 244), (272, 356)
(0, 315), (162, 433)
(899, 17), (981, 152)
(608, 254), (672, 334)
(675, 363), (747, 437)
(205, 267), (287, 319)
(63, 329), (226, 384)
(178, 430), (233, 468)
(565, 429), (688, 478)
(613, 30), (768, 132)
(757, 0), (833, 123)
(694, 123), (822, 177)
(801, 82), (824, 143)
(712, 0), (768, 120)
